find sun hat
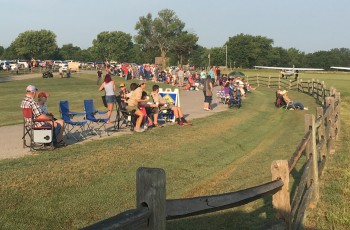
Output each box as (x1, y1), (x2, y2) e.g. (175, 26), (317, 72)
(280, 90), (288, 95)
(120, 83), (125, 87)
(26, 85), (38, 92)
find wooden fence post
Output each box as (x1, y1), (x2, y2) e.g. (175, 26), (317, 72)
(335, 92), (341, 140)
(137, 167), (166, 230)
(305, 114), (319, 204)
(304, 115), (312, 161)
(325, 97), (335, 154)
(268, 76), (271, 88)
(257, 74), (260, 87)
(271, 160), (291, 228)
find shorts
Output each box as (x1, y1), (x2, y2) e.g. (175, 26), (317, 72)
(105, 95), (116, 104)
(203, 91), (212, 103)
(126, 105), (140, 113)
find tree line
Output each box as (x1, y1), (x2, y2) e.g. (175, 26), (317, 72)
(0, 9), (349, 69)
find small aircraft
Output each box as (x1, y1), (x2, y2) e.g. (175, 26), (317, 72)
(254, 65), (324, 80)
(330, 66), (350, 71)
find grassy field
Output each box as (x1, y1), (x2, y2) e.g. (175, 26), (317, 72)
(0, 70), (349, 229)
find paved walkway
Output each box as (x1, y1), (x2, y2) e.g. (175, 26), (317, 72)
(0, 75), (229, 160)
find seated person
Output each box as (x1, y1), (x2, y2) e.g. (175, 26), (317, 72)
(20, 85), (65, 147)
(126, 82), (151, 132)
(280, 90), (308, 110)
(37, 92), (65, 136)
(223, 82), (230, 96)
(182, 74), (198, 91)
(228, 82), (241, 108)
(139, 91), (158, 128)
(150, 84), (192, 126)
(118, 83), (129, 108)
(275, 88), (286, 108)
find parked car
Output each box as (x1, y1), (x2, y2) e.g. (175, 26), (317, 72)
(86, 62), (95, 68)
(17, 60), (29, 69)
(8, 61), (19, 71)
(0, 61), (10, 70)
(53, 60), (63, 67)
(61, 63), (68, 72)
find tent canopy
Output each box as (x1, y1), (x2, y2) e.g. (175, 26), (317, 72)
(228, 71), (245, 77)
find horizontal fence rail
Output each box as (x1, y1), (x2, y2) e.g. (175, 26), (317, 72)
(166, 179), (283, 220)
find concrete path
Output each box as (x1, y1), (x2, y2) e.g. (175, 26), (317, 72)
(0, 77), (229, 160)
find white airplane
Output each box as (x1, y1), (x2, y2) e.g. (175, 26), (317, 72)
(254, 65), (324, 79)
(330, 66), (350, 71)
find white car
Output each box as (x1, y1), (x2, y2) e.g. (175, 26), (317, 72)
(17, 61), (28, 69)
(8, 62), (18, 70)
(0, 61), (10, 70)
(61, 64), (68, 72)
(53, 60), (63, 67)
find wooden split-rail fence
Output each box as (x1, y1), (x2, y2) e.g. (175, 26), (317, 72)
(82, 79), (341, 230)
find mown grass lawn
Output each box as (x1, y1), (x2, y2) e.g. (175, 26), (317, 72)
(0, 70), (349, 229)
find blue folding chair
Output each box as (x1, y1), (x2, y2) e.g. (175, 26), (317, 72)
(59, 100), (87, 141)
(83, 99), (109, 137)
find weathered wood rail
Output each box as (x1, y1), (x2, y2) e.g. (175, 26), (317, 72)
(82, 80), (340, 230)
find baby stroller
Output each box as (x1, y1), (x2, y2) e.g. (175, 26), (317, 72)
(228, 86), (242, 109)
(42, 70), (53, 78)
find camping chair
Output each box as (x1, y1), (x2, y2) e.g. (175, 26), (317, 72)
(115, 95), (136, 131)
(83, 99), (109, 137)
(22, 108), (54, 151)
(59, 100), (87, 141)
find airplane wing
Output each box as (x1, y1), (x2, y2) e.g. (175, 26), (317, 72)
(331, 66), (350, 70)
(254, 66), (324, 71)
(294, 67), (324, 71)
(254, 66), (286, 70)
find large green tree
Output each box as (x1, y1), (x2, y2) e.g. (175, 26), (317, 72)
(91, 31), (133, 62)
(10, 30), (58, 60)
(226, 33), (274, 68)
(59, 44), (82, 61)
(172, 32), (198, 65)
(135, 9), (196, 67)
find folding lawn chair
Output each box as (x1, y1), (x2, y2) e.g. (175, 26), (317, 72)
(83, 99), (110, 137)
(59, 100), (87, 141)
(22, 108), (54, 151)
(114, 95), (136, 131)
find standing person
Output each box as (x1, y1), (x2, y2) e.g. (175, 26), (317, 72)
(98, 74), (116, 123)
(208, 67), (215, 84)
(97, 68), (103, 85)
(203, 75), (213, 111)
(177, 67), (185, 87)
(200, 68), (207, 88)
(20, 85), (64, 148)
(59, 66), (63, 78)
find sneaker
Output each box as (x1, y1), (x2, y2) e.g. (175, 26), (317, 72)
(134, 128), (145, 133)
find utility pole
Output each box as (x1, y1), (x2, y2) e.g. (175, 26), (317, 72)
(225, 45), (228, 68)
(208, 53), (211, 68)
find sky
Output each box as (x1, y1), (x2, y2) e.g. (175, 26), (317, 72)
(2, 0), (350, 54)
